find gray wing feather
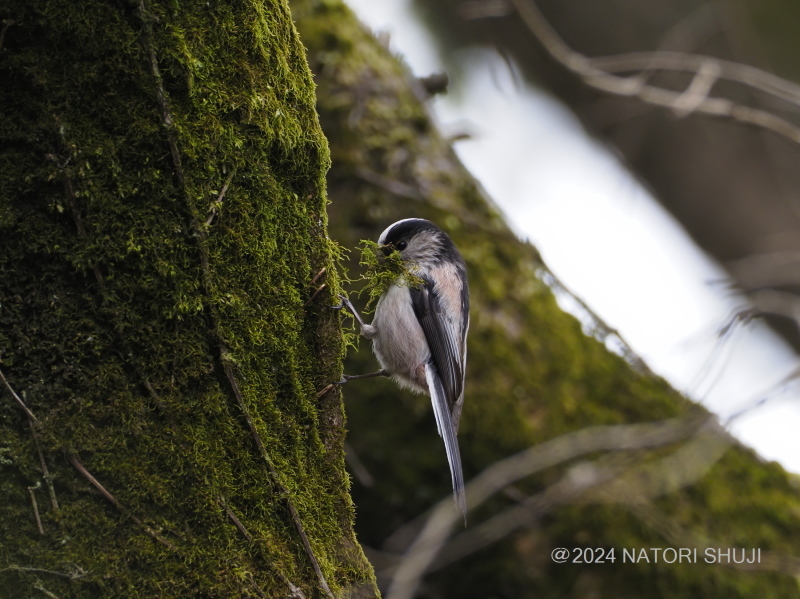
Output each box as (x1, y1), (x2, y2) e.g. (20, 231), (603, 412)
(410, 274), (467, 428)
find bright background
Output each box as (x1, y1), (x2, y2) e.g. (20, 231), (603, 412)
(345, 0), (800, 473)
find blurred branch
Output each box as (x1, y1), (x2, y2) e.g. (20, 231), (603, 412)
(724, 361), (800, 424)
(385, 414), (715, 599)
(585, 421), (731, 503)
(744, 288), (800, 326)
(505, 0), (800, 144)
(344, 442), (375, 487)
(728, 251), (800, 288)
(592, 52), (800, 108)
(426, 421), (730, 572)
(383, 415), (800, 595)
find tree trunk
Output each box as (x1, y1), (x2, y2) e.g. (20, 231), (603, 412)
(0, 1), (376, 597)
(291, 1), (800, 597)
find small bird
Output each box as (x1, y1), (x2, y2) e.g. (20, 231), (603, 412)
(338, 218), (469, 521)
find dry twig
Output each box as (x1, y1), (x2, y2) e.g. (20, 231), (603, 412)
(222, 363), (334, 599)
(66, 453), (177, 552)
(28, 484), (44, 535)
(0, 368), (38, 423)
(219, 496), (308, 599)
(507, 0), (800, 144)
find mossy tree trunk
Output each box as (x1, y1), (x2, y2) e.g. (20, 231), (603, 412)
(290, 1), (800, 598)
(0, 1), (376, 597)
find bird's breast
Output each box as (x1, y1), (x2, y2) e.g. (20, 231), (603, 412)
(372, 282), (430, 392)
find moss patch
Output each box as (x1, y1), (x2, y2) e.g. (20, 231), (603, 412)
(0, 0), (376, 597)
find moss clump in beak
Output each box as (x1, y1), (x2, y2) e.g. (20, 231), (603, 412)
(357, 239), (424, 312)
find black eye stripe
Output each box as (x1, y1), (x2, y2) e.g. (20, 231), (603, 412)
(397, 241), (408, 250)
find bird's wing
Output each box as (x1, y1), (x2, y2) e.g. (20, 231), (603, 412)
(425, 362), (467, 522)
(409, 267), (468, 429)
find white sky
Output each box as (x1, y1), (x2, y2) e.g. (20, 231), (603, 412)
(344, 0), (800, 473)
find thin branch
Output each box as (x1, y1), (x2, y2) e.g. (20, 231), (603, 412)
(743, 288), (800, 324)
(220, 497), (253, 542)
(28, 484), (44, 535)
(591, 51), (800, 108)
(32, 581), (60, 599)
(724, 362), (800, 425)
(205, 168), (237, 227)
(671, 59), (720, 118)
(247, 579), (269, 599)
(219, 496), (308, 599)
(303, 283), (327, 307)
(29, 422), (58, 511)
(0, 565), (80, 580)
(385, 415), (713, 599)
(138, 0), (185, 185)
(66, 453), (119, 507)
(315, 383), (335, 399)
(310, 267), (328, 287)
(508, 0), (800, 144)
(66, 453), (177, 551)
(0, 368), (38, 422)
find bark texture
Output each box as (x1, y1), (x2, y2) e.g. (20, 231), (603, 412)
(0, 1), (376, 597)
(291, 1), (800, 597)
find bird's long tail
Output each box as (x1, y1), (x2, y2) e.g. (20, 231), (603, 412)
(425, 363), (467, 524)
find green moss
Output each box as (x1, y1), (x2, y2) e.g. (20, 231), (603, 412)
(355, 240), (424, 312)
(290, 0), (800, 597)
(0, 0), (376, 597)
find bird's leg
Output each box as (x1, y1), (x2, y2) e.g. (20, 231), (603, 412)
(331, 295), (385, 384)
(332, 294), (377, 339)
(335, 369), (389, 385)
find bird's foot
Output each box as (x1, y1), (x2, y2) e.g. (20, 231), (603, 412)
(335, 370), (389, 385)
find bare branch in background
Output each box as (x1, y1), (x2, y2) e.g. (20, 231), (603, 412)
(727, 251), (800, 289)
(591, 52), (800, 108)
(502, 0), (800, 144)
(381, 412), (800, 596)
(385, 415), (716, 599)
(425, 421), (730, 573)
(744, 289), (800, 326)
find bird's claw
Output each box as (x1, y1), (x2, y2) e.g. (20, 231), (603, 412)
(330, 294), (350, 311)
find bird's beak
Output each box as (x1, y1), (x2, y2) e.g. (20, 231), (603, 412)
(379, 244), (393, 259)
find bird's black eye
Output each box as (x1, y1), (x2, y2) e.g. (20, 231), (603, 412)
(396, 240), (408, 251)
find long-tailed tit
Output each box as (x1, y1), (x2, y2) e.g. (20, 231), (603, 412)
(338, 218), (469, 521)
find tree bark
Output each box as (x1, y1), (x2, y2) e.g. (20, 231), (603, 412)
(291, 1), (800, 597)
(0, 1), (376, 597)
